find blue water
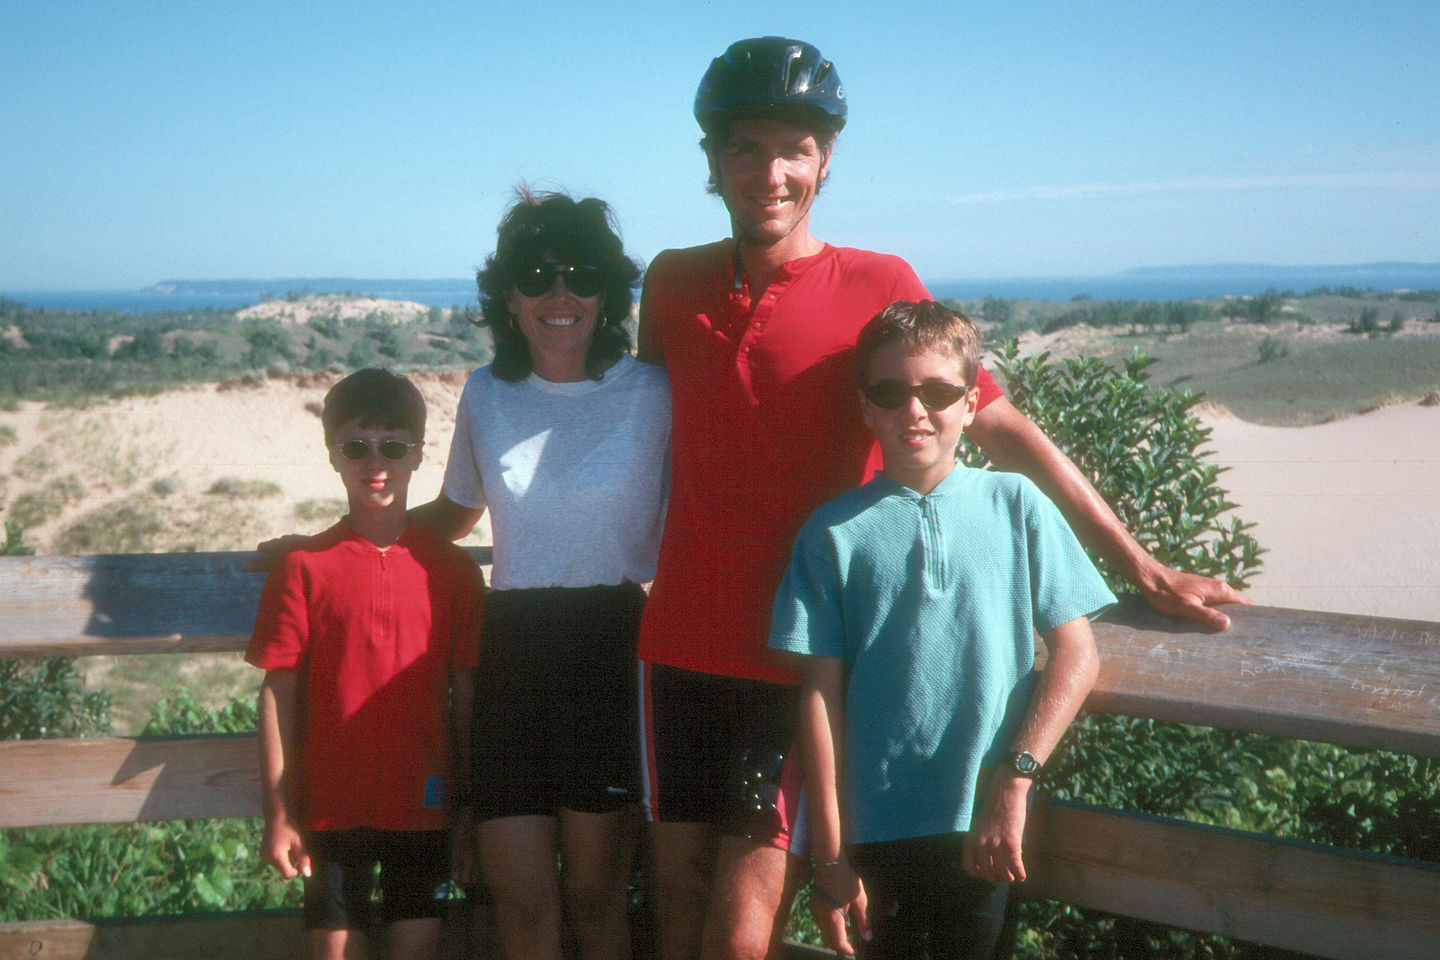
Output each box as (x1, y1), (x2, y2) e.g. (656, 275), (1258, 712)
(6, 265), (1439, 313)
(2, 284), (479, 313)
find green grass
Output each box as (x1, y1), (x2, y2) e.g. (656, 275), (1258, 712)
(1191, 336), (1440, 424)
(1005, 318), (1440, 425)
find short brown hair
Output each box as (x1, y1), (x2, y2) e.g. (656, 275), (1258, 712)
(321, 368), (426, 446)
(855, 300), (980, 387)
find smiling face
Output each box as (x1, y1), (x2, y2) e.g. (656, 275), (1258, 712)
(505, 257), (604, 382)
(709, 117), (831, 255)
(329, 419), (422, 516)
(860, 341), (978, 495)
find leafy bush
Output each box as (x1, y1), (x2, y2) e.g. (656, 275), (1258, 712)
(963, 343), (1262, 590)
(947, 344), (1434, 957)
(1257, 336), (1289, 364)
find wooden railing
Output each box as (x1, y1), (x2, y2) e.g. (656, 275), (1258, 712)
(2, 551), (1438, 960)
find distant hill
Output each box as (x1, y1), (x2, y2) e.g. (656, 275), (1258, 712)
(143, 278), (473, 297)
(1117, 262), (1440, 283)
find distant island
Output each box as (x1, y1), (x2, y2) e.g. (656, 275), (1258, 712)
(143, 278), (475, 297)
(1114, 262), (1440, 282)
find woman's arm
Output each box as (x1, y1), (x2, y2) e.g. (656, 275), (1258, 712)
(408, 492), (486, 543)
(966, 397), (1250, 630)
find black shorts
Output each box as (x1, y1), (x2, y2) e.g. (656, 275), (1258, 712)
(303, 828), (450, 930)
(471, 583), (644, 820)
(639, 662), (804, 851)
(849, 833), (1013, 960)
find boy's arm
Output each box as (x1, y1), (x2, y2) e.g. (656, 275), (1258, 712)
(966, 398), (1249, 629)
(964, 614), (1100, 883)
(800, 656), (869, 956)
(449, 667), (477, 883)
(257, 670), (309, 879)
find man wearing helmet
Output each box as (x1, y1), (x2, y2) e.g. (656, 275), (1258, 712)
(635, 37), (1247, 960)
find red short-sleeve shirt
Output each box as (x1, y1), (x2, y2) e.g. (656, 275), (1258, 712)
(246, 521), (484, 831)
(636, 241), (1002, 684)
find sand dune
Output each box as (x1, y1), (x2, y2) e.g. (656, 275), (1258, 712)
(2, 372), (1436, 625)
(1198, 400), (1440, 623)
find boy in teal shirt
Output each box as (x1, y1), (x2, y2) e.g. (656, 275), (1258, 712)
(769, 300), (1115, 959)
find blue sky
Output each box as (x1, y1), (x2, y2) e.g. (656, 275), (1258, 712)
(4, 0), (1438, 288)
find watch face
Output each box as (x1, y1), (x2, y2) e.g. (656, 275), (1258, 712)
(1013, 751), (1041, 775)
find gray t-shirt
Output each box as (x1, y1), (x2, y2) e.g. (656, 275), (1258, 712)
(443, 354), (670, 590)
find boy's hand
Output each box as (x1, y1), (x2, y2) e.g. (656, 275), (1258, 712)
(810, 860), (869, 956)
(261, 815), (311, 879)
(245, 534), (309, 572)
(964, 773), (1031, 883)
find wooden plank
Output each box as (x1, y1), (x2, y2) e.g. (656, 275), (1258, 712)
(0, 912), (308, 960)
(0, 735), (260, 827)
(0, 548), (492, 658)
(1021, 799), (1440, 960)
(1079, 598), (1440, 757)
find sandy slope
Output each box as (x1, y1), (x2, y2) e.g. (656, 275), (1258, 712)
(2, 371), (1436, 624)
(0, 370), (490, 556)
(1198, 399), (1440, 623)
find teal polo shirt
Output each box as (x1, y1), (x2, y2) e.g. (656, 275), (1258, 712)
(769, 465), (1115, 845)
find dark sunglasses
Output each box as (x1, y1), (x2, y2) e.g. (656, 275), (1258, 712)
(334, 439), (417, 462)
(861, 379), (973, 411)
(514, 263), (605, 298)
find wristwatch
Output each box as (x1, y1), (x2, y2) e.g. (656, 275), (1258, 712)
(1006, 750), (1043, 778)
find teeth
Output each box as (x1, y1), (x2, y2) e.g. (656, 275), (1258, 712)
(542, 316), (578, 326)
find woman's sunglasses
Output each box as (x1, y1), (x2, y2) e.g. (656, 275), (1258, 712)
(334, 439), (417, 462)
(861, 380), (973, 411)
(514, 263), (605, 298)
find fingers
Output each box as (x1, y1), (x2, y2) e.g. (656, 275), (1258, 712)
(244, 553), (279, 572)
(1144, 573), (1254, 632)
(965, 835), (1025, 883)
(850, 883), (870, 947)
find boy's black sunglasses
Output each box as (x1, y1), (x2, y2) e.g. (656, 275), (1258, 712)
(514, 263), (605, 298)
(334, 439), (417, 462)
(862, 379), (973, 411)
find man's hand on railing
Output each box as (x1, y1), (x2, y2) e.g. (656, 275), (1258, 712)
(1135, 561), (1252, 632)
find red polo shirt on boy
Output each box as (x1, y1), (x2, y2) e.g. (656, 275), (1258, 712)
(247, 520), (484, 831)
(637, 241), (1001, 685)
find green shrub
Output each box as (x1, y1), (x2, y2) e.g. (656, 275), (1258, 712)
(207, 477), (282, 499)
(949, 344), (1434, 957)
(963, 343), (1263, 590)
(1257, 336), (1289, 364)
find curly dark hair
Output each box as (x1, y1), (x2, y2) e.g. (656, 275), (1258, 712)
(477, 188), (642, 381)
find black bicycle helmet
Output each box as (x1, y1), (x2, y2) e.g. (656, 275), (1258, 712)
(694, 37), (846, 138)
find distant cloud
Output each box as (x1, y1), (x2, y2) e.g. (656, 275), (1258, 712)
(949, 170), (1440, 205)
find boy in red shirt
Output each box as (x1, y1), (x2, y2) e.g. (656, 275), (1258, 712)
(248, 368), (483, 960)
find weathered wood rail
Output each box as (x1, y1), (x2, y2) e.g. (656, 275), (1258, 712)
(2, 552), (1438, 960)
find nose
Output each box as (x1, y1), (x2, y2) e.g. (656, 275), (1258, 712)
(763, 155), (786, 187)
